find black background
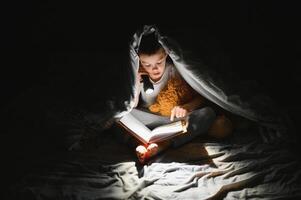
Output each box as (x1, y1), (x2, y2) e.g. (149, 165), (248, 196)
(2, 1), (301, 109)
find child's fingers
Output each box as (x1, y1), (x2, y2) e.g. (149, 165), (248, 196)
(171, 107), (188, 120)
(180, 108), (187, 118)
(138, 72), (148, 76)
(176, 107), (188, 118)
(178, 109), (184, 118)
(176, 108), (181, 118)
(170, 107), (176, 121)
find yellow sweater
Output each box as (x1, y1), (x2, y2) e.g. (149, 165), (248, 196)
(148, 73), (234, 139)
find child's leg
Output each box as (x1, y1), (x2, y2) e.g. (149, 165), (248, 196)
(129, 108), (181, 163)
(136, 140), (172, 164)
(116, 108), (176, 163)
(136, 107), (216, 163)
(171, 107), (216, 148)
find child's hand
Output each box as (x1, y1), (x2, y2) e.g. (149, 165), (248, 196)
(138, 67), (149, 82)
(138, 72), (149, 82)
(170, 106), (188, 121)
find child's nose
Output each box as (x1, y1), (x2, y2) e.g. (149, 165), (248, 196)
(152, 65), (159, 70)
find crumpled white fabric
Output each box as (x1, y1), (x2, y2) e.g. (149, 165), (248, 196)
(114, 25), (290, 136)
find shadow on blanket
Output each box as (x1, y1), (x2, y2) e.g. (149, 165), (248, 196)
(5, 113), (301, 200)
(1, 64), (301, 199)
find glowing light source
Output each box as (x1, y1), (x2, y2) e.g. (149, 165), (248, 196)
(145, 88), (154, 94)
(142, 75), (154, 94)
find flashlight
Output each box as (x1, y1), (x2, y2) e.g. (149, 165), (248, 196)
(141, 75), (154, 94)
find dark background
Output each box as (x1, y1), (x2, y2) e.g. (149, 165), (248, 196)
(2, 1), (301, 109)
(1, 1), (301, 198)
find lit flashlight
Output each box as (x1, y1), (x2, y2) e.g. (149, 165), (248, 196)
(141, 75), (154, 94)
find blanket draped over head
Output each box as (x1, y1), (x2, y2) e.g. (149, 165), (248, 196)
(110, 25), (288, 134)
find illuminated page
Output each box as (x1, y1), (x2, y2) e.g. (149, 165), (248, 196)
(149, 121), (184, 143)
(118, 112), (152, 144)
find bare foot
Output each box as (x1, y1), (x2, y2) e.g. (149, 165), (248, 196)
(136, 145), (148, 164)
(147, 143), (159, 157)
(135, 143), (159, 164)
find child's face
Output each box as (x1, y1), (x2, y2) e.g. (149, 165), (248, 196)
(139, 48), (167, 82)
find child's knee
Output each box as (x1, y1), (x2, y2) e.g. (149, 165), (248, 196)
(202, 107), (216, 120)
(208, 115), (234, 139)
(192, 106), (216, 124)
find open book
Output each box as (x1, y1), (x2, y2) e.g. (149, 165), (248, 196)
(117, 112), (188, 145)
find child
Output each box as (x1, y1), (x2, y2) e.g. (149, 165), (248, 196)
(117, 31), (229, 164)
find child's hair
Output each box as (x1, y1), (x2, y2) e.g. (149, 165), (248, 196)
(138, 32), (163, 55)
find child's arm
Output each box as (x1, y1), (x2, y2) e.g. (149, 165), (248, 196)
(133, 66), (149, 108)
(181, 95), (204, 113)
(170, 95), (204, 121)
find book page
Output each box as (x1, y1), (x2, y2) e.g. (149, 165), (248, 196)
(149, 121), (184, 143)
(118, 112), (152, 144)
